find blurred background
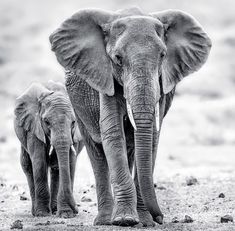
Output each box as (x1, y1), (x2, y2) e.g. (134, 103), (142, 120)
(0, 0), (235, 187)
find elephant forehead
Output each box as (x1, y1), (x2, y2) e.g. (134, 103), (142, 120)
(113, 16), (163, 33)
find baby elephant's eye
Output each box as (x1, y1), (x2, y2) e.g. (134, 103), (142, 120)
(160, 51), (166, 59)
(44, 118), (50, 126)
(71, 121), (75, 128)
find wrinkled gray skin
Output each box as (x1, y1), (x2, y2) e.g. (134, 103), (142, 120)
(50, 7), (211, 226)
(14, 80), (83, 218)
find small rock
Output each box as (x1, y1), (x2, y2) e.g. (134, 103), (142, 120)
(1, 200), (4, 203)
(157, 186), (166, 190)
(0, 183), (6, 187)
(186, 176), (198, 186)
(172, 217), (179, 223)
(89, 203), (97, 207)
(83, 209), (88, 213)
(168, 155), (175, 160)
(12, 185), (18, 191)
(0, 136), (7, 143)
(77, 203), (81, 207)
(218, 193), (225, 198)
(154, 183), (157, 188)
(81, 196), (92, 202)
(90, 184), (95, 188)
(221, 215), (233, 223)
(10, 220), (23, 229)
(202, 206), (209, 212)
(20, 195), (28, 201)
(182, 215), (193, 223)
(35, 221), (50, 226)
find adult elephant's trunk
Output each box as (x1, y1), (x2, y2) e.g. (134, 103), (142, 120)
(126, 58), (163, 223)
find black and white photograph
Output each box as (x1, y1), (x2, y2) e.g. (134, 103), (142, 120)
(0, 0), (234, 230)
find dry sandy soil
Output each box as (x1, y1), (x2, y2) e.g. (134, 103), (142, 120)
(0, 0), (235, 230)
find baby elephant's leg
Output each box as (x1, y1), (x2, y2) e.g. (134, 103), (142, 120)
(20, 146), (35, 216)
(49, 148), (59, 214)
(29, 139), (50, 216)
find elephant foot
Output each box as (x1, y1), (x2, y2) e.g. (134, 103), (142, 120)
(153, 215), (164, 225)
(136, 208), (155, 227)
(34, 208), (51, 217)
(57, 209), (77, 218)
(57, 192), (78, 218)
(50, 202), (57, 215)
(112, 203), (139, 226)
(94, 212), (112, 226)
(33, 203), (50, 217)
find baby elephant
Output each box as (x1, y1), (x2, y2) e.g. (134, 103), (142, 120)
(14, 80), (83, 218)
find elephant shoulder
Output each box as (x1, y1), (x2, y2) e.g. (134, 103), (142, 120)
(65, 72), (102, 143)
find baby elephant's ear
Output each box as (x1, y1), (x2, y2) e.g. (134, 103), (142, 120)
(14, 83), (52, 144)
(50, 9), (115, 96)
(151, 10), (212, 94)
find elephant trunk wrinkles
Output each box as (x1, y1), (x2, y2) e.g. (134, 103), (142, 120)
(127, 60), (163, 221)
(54, 138), (72, 193)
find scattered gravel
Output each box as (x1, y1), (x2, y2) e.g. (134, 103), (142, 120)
(220, 215), (233, 223)
(182, 215), (194, 223)
(218, 193), (225, 198)
(172, 217), (180, 223)
(81, 196), (92, 202)
(10, 220), (23, 229)
(186, 176), (198, 186)
(19, 195), (28, 201)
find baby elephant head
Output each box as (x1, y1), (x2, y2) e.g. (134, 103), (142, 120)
(14, 81), (81, 150)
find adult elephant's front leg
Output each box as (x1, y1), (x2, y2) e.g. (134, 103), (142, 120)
(100, 94), (138, 226)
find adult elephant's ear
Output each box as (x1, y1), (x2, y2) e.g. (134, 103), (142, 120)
(50, 9), (114, 96)
(14, 83), (53, 144)
(151, 10), (212, 94)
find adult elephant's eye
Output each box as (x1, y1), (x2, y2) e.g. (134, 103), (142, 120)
(44, 118), (50, 126)
(114, 54), (123, 66)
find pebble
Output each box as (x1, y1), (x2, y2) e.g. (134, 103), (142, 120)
(20, 195), (28, 201)
(220, 215), (233, 223)
(182, 215), (193, 223)
(10, 220), (23, 229)
(186, 176), (198, 186)
(81, 196), (92, 202)
(0, 136), (7, 143)
(157, 186), (166, 190)
(218, 193), (225, 198)
(172, 217), (179, 223)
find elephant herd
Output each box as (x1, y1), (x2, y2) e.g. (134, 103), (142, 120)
(14, 7), (211, 227)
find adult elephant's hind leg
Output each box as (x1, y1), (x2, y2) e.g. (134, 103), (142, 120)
(100, 94), (138, 226)
(78, 120), (113, 226)
(20, 146), (36, 216)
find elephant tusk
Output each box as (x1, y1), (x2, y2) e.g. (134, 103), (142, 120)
(49, 146), (53, 155)
(155, 102), (160, 132)
(127, 102), (137, 131)
(71, 145), (77, 156)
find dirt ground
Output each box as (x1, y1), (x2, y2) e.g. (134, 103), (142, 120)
(0, 0), (235, 230)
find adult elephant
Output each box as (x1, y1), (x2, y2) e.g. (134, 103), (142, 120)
(50, 7), (211, 226)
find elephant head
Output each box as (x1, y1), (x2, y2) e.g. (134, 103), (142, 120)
(50, 7), (211, 221)
(15, 81), (81, 148)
